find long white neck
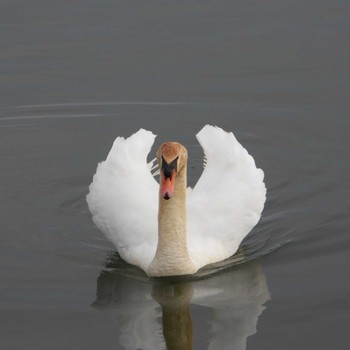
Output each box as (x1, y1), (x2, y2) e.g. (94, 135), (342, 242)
(147, 165), (196, 277)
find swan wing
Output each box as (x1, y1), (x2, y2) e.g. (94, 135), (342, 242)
(86, 129), (158, 271)
(187, 125), (266, 269)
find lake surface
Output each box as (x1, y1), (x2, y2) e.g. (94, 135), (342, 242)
(1, 1), (350, 349)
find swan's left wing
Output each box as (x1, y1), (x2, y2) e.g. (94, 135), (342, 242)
(187, 125), (266, 269)
(86, 129), (159, 271)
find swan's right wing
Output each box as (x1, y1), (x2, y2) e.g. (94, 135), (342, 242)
(86, 129), (159, 271)
(187, 125), (266, 269)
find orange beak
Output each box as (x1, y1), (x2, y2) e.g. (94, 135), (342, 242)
(161, 169), (176, 200)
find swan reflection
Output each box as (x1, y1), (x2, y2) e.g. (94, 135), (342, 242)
(93, 260), (270, 350)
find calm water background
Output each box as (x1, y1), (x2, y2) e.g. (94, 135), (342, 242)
(1, 1), (350, 349)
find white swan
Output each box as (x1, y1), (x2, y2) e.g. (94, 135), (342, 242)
(87, 125), (266, 276)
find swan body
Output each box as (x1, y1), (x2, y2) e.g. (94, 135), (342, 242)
(87, 125), (266, 276)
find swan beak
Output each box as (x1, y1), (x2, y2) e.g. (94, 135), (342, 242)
(161, 169), (176, 200)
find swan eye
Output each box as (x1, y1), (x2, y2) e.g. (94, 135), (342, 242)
(161, 156), (178, 179)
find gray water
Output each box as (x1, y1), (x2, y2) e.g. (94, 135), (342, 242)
(1, 1), (350, 349)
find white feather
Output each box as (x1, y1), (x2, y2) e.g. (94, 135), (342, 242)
(87, 129), (158, 272)
(187, 125), (266, 269)
(87, 125), (266, 273)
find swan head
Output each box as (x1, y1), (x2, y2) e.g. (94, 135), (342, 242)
(157, 142), (188, 200)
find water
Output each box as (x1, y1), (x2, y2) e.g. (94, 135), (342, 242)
(1, 1), (350, 349)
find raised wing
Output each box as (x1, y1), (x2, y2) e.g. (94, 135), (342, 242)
(187, 125), (266, 269)
(86, 129), (159, 271)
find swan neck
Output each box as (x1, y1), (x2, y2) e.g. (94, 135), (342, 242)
(158, 170), (187, 249)
(148, 165), (196, 276)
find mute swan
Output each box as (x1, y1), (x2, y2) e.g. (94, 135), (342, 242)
(87, 125), (266, 277)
